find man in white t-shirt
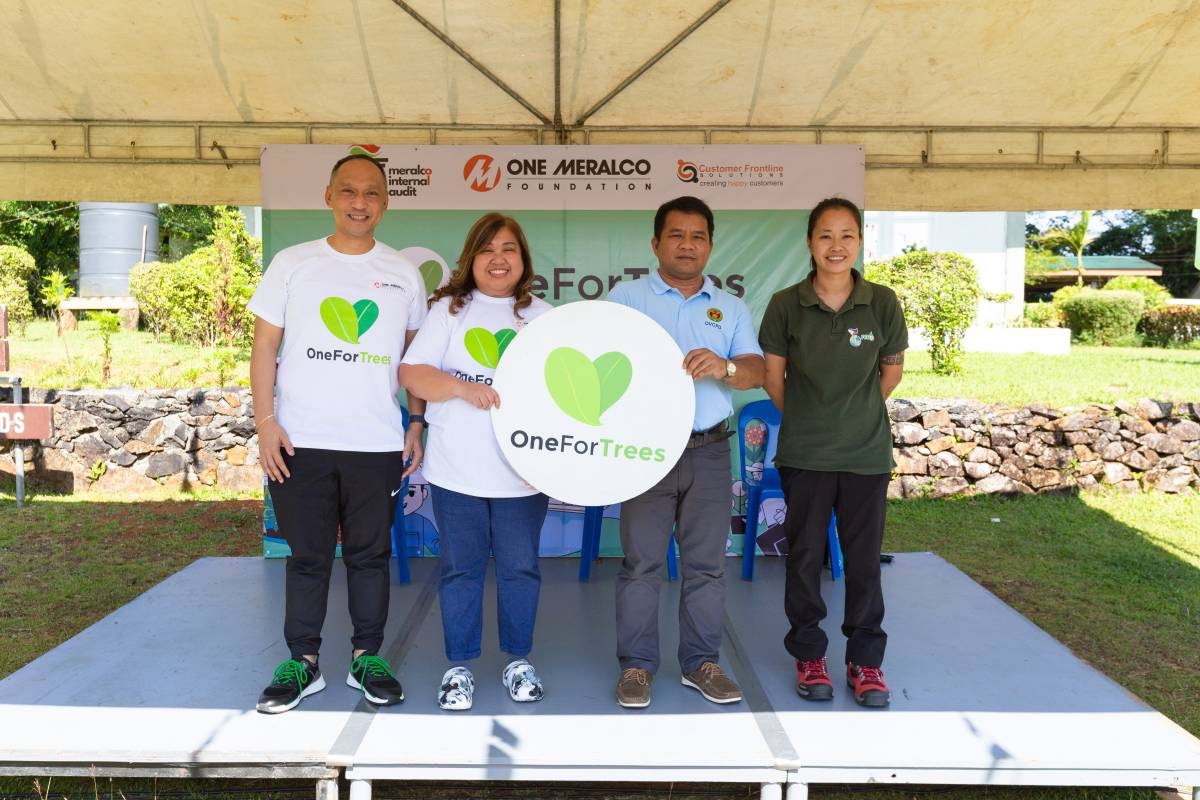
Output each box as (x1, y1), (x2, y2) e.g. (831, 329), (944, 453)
(249, 154), (427, 714)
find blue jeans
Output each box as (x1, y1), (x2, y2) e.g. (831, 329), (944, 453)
(429, 485), (549, 662)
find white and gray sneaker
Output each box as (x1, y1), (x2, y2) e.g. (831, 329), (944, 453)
(438, 666), (475, 711)
(502, 658), (544, 702)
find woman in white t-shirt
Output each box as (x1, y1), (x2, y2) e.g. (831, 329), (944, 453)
(399, 213), (552, 711)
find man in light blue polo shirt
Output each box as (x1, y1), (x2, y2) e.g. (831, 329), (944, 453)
(607, 195), (765, 709)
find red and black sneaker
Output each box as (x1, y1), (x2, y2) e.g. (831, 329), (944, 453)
(794, 656), (834, 701)
(846, 662), (890, 708)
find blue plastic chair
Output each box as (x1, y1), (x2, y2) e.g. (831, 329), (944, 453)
(738, 398), (842, 581)
(389, 407), (412, 584)
(578, 506), (678, 582)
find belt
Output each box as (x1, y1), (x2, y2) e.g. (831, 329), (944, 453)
(687, 421), (733, 449)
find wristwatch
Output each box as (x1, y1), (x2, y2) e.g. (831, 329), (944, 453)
(408, 414), (428, 428)
(725, 359), (737, 379)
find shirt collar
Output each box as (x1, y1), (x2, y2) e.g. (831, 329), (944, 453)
(650, 269), (715, 299)
(796, 269), (873, 309)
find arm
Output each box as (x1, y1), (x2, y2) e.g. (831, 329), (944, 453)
(879, 351), (905, 399)
(763, 352), (787, 412)
(398, 362), (501, 409)
(400, 328), (428, 478)
(680, 349), (765, 390)
(250, 317), (293, 482)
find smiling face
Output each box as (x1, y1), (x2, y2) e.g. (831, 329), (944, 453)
(471, 226), (526, 298)
(807, 207), (861, 278)
(652, 210), (712, 285)
(325, 158), (387, 251)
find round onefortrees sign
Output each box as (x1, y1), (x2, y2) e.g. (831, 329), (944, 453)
(491, 300), (695, 507)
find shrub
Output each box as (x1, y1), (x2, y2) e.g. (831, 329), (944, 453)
(864, 251), (981, 376)
(0, 244), (37, 282)
(0, 275), (34, 332)
(1022, 302), (1061, 328)
(1140, 305), (1200, 347)
(1102, 276), (1170, 312)
(1059, 289), (1144, 345)
(129, 208), (261, 347)
(1051, 283), (1086, 310)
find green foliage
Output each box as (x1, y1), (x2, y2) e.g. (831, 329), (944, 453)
(1101, 275), (1170, 311)
(1021, 302), (1061, 328)
(0, 202), (78, 315)
(158, 204), (219, 259)
(865, 250), (981, 376)
(129, 208), (261, 347)
(1059, 289), (1145, 345)
(1139, 305), (1200, 347)
(1051, 283), (1086, 309)
(0, 246), (37, 331)
(38, 270), (75, 337)
(211, 347), (239, 387)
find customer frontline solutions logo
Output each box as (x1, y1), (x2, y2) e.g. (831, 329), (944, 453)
(491, 301), (694, 507)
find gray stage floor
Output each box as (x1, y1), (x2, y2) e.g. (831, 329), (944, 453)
(1, 554), (1198, 797)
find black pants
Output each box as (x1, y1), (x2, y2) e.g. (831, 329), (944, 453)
(269, 448), (405, 659)
(779, 468), (889, 668)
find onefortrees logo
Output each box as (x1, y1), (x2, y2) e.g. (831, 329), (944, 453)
(544, 347), (632, 427)
(465, 328), (516, 369)
(463, 154), (502, 192)
(320, 297), (379, 344)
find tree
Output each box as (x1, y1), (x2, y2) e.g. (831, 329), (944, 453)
(159, 205), (220, 260)
(1037, 211), (1095, 286)
(1088, 209), (1197, 296)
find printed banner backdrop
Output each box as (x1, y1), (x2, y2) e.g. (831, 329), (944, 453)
(260, 144), (864, 559)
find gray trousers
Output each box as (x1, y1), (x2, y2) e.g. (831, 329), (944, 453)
(616, 437), (731, 674)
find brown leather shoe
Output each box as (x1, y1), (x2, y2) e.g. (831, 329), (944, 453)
(681, 662), (742, 704)
(616, 668), (652, 708)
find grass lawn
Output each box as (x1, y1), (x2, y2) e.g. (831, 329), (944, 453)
(0, 487), (1196, 800)
(900, 346), (1200, 406)
(4, 319), (250, 390)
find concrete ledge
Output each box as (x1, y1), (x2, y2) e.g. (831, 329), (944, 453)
(908, 327), (1070, 355)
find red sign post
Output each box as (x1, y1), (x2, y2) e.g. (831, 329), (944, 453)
(0, 404), (53, 440)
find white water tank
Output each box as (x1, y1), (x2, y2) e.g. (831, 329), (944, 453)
(78, 203), (159, 296)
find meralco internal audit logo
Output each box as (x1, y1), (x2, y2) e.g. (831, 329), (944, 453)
(306, 297), (392, 365)
(507, 346), (666, 463)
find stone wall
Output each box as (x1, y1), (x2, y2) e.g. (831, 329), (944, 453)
(886, 398), (1200, 498)
(0, 389), (263, 494)
(1, 390), (1197, 497)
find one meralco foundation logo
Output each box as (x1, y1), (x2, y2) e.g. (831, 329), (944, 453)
(462, 154), (654, 194)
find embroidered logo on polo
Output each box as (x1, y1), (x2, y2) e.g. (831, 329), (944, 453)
(706, 308), (723, 323)
(544, 347), (632, 426)
(465, 327), (517, 369)
(847, 327), (876, 348)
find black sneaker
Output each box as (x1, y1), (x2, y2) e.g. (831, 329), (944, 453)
(256, 658), (325, 714)
(346, 653), (405, 705)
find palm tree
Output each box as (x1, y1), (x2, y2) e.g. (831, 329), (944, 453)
(1038, 211), (1095, 286)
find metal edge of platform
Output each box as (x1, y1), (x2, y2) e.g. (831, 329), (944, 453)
(0, 762), (338, 779)
(785, 766), (1200, 789)
(344, 765), (784, 783)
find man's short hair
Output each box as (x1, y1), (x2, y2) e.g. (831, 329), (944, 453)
(653, 196), (714, 240)
(329, 153), (387, 183)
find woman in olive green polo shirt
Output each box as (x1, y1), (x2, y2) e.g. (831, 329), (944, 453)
(758, 197), (908, 708)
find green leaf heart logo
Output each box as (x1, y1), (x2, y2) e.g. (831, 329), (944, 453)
(544, 347), (633, 427)
(418, 259), (443, 296)
(465, 327), (517, 368)
(320, 297), (380, 344)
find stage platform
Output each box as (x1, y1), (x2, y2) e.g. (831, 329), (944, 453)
(1, 554), (1198, 800)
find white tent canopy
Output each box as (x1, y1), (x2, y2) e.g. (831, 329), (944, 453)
(2, 0), (1199, 209)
